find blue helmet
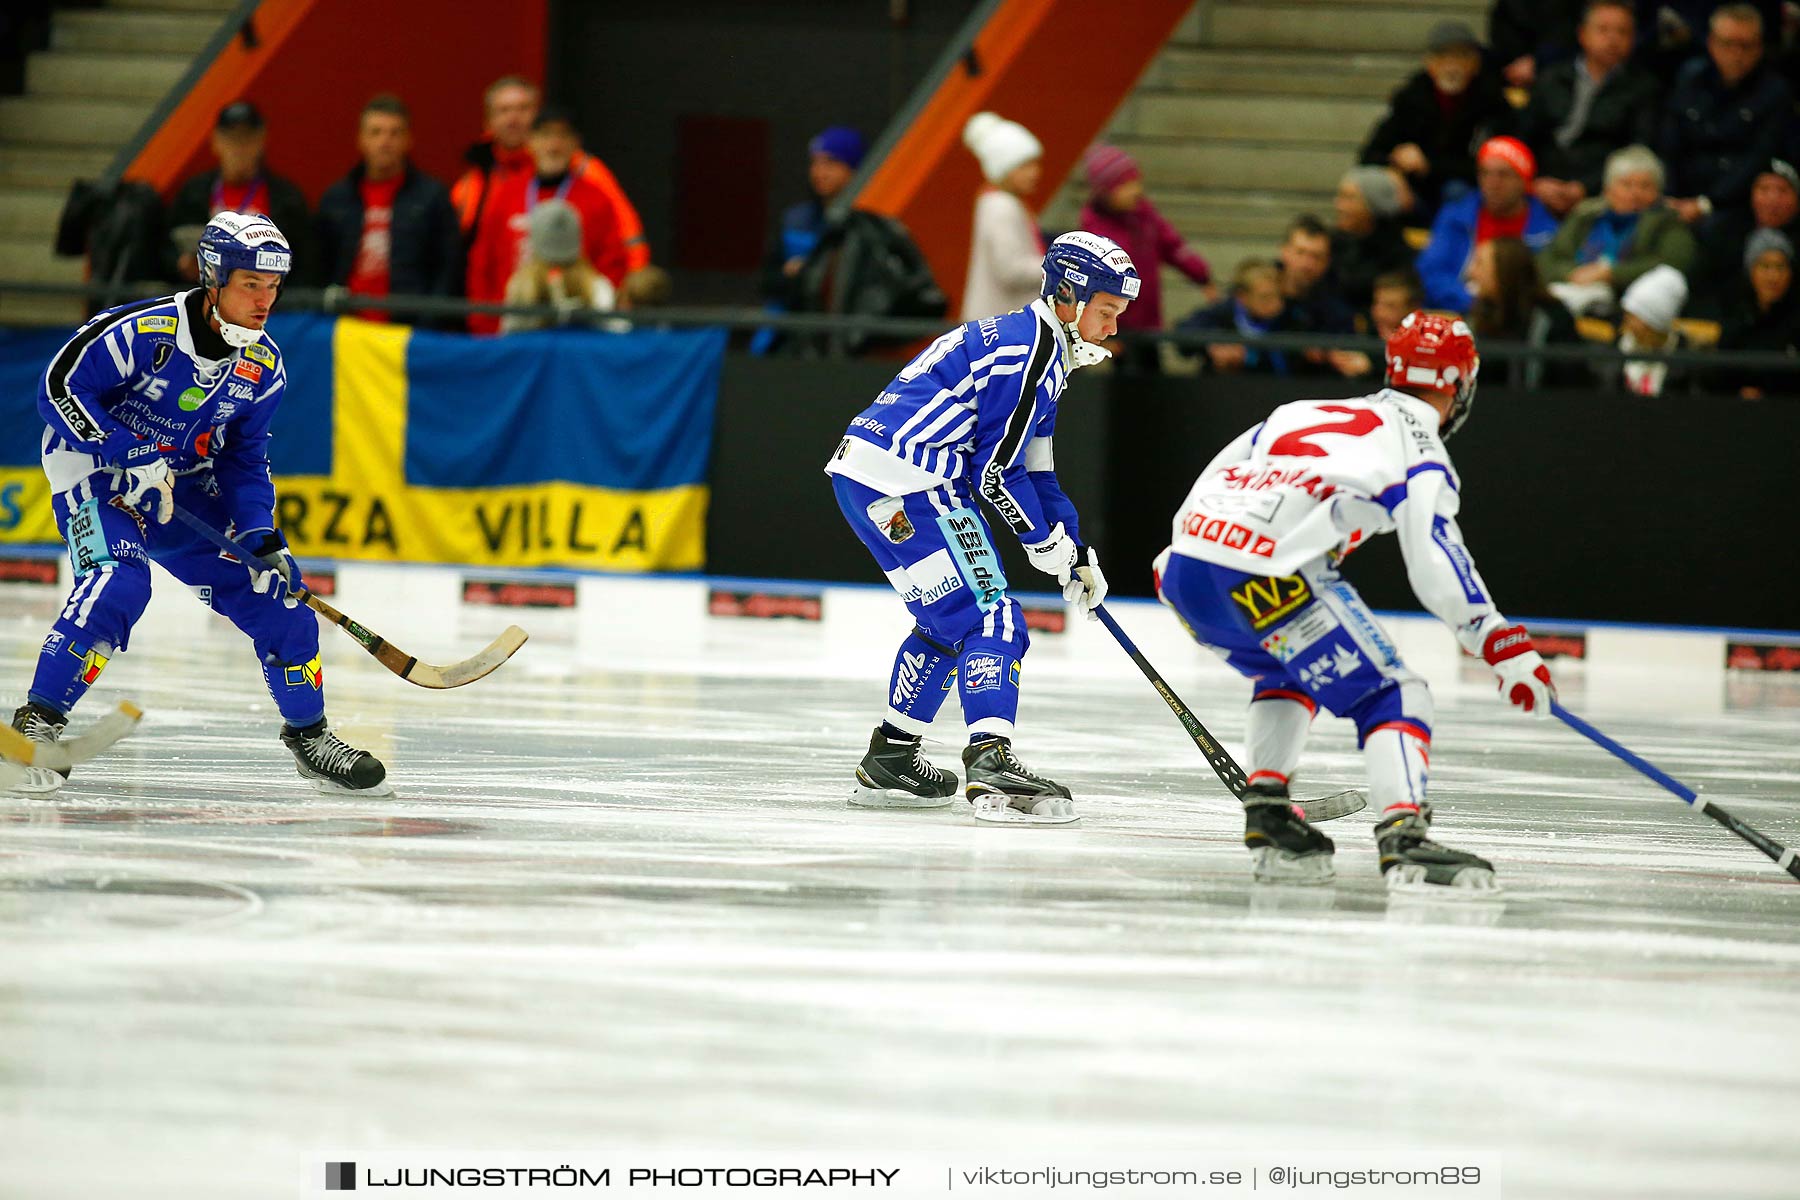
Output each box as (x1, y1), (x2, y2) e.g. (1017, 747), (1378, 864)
(197, 210), (291, 291)
(1039, 231), (1141, 309)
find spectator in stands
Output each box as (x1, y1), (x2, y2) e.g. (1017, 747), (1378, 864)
(1712, 228), (1800, 396)
(1076, 144), (1214, 371)
(167, 101), (312, 284)
(1490, 0), (1585, 87)
(1659, 5), (1795, 227)
(1537, 144), (1696, 315)
(1369, 270), (1424, 341)
(500, 199), (613, 334)
(1467, 235), (1583, 386)
(1638, 1), (1785, 78)
(455, 79), (648, 333)
(1518, 1), (1659, 216)
(960, 111), (1045, 320)
(1417, 136), (1561, 311)
(465, 104), (629, 336)
(1691, 156), (1800, 303)
(759, 126), (864, 315)
(1182, 260), (1295, 375)
(315, 95), (461, 324)
(454, 76), (539, 329)
(1330, 166), (1415, 313)
(1613, 264), (1693, 395)
(1359, 20), (1516, 218)
(1276, 215), (1371, 376)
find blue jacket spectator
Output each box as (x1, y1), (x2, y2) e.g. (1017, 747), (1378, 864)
(759, 126), (865, 309)
(1416, 136), (1561, 311)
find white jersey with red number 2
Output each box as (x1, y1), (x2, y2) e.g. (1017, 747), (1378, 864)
(1171, 389), (1507, 653)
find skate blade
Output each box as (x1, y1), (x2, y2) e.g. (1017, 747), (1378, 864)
(1249, 847), (1335, 885)
(968, 789), (1080, 826)
(306, 775), (396, 798)
(1296, 789), (1367, 823)
(3, 764), (67, 795)
(1385, 864), (1502, 898)
(848, 785), (955, 810)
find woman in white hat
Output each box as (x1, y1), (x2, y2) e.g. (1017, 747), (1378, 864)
(960, 112), (1044, 320)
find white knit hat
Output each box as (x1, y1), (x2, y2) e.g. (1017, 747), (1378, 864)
(1620, 264), (1688, 333)
(962, 111), (1042, 184)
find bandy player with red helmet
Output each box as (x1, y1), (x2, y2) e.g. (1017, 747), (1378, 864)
(1154, 311), (1554, 891)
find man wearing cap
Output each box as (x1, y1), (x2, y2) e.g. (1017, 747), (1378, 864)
(167, 101), (312, 284)
(1518, 1), (1659, 216)
(1658, 5), (1794, 227)
(1416, 136), (1560, 312)
(758, 125), (866, 320)
(1358, 20), (1516, 219)
(464, 103), (628, 335)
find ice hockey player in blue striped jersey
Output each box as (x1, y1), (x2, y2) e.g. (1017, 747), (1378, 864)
(826, 232), (1140, 825)
(6, 212), (390, 797)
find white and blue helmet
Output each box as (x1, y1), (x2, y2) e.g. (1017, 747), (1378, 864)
(1039, 231), (1140, 368)
(197, 211), (289, 347)
(198, 210), (291, 290)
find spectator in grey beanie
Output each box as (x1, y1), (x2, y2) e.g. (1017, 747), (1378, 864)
(1714, 228), (1800, 398)
(1329, 166), (1416, 312)
(501, 198), (615, 333)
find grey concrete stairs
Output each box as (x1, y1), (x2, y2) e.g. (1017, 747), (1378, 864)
(1047, 0), (1491, 327)
(0, 0), (232, 326)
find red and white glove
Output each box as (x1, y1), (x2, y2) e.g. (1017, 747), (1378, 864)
(1482, 623), (1555, 717)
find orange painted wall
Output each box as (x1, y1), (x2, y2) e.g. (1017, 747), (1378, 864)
(857, 0), (1191, 317)
(129, 0), (547, 203)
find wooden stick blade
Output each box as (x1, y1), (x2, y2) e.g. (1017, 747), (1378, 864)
(1297, 789), (1367, 823)
(401, 626), (529, 690)
(0, 701), (143, 772)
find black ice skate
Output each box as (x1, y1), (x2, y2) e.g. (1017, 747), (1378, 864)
(1375, 803), (1498, 894)
(1243, 780), (1335, 884)
(849, 727), (957, 809)
(963, 736), (1077, 825)
(280, 718), (393, 796)
(8, 702), (70, 795)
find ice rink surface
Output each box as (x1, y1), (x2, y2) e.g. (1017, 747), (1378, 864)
(3, 568), (1798, 1199)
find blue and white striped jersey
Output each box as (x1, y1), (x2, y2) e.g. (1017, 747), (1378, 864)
(37, 288), (289, 533)
(826, 299), (1080, 546)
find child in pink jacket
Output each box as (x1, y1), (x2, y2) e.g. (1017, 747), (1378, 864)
(1077, 145), (1214, 350)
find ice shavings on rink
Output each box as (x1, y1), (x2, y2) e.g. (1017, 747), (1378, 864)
(2, 566), (1798, 1199)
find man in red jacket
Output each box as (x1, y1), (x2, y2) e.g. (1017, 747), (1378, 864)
(463, 105), (630, 334)
(454, 81), (646, 333)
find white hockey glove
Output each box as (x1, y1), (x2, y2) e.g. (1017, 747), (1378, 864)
(106, 441), (174, 525)
(1023, 522), (1078, 580)
(1482, 624), (1555, 718)
(240, 527), (302, 608)
(1062, 544), (1107, 618)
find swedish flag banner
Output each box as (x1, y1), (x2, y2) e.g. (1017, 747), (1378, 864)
(1, 314), (725, 571)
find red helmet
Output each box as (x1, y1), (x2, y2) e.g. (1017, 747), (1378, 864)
(1384, 311), (1480, 439)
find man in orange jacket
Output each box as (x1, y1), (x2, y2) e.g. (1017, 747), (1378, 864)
(453, 77), (648, 332)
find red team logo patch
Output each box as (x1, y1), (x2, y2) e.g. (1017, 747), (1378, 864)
(233, 359), (262, 382)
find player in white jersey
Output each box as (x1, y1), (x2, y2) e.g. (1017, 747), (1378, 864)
(825, 233), (1139, 824)
(1154, 312), (1554, 889)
